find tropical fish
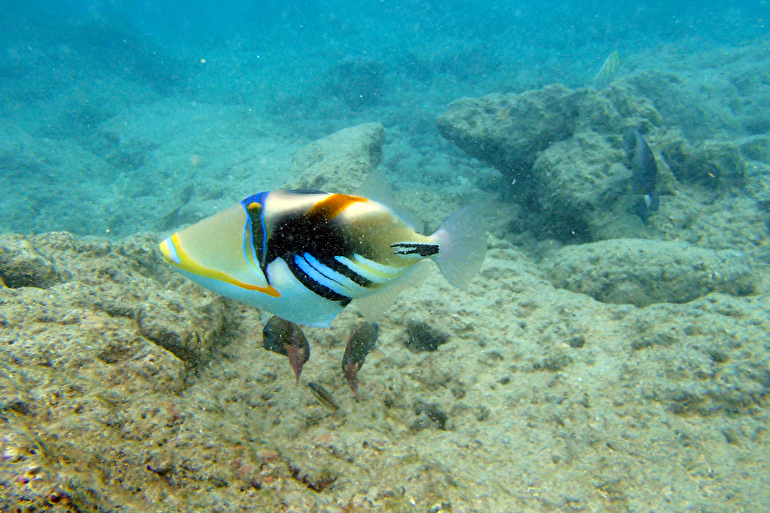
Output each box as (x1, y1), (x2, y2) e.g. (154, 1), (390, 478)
(262, 316), (310, 385)
(341, 322), (379, 399)
(159, 178), (486, 327)
(593, 50), (620, 89)
(624, 128), (660, 224)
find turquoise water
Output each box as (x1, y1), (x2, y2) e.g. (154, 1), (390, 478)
(1, 1), (767, 237)
(2, 1), (770, 511)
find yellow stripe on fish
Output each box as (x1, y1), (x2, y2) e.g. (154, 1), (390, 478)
(159, 180), (487, 327)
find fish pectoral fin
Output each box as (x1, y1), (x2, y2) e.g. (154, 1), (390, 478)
(353, 260), (428, 322)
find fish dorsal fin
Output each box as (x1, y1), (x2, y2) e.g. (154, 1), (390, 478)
(353, 260), (429, 322)
(354, 170), (423, 231)
(353, 170), (394, 208)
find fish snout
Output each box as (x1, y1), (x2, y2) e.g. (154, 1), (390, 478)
(159, 236), (181, 265)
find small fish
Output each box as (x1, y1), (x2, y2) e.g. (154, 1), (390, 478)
(307, 382), (339, 410)
(593, 50), (620, 89)
(624, 128), (660, 224)
(262, 316), (310, 385)
(159, 174), (487, 327)
(341, 322), (379, 399)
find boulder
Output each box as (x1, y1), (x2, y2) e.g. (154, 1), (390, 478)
(437, 84), (577, 178)
(532, 130), (638, 240)
(543, 238), (756, 307)
(662, 138), (747, 190)
(287, 122), (385, 192)
(437, 83), (661, 183)
(0, 232), (228, 366)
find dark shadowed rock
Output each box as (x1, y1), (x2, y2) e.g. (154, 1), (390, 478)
(438, 83), (664, 242)
(437, 84), (577, 179)
(0, 235), (60, 288)
(662, 139), (747, 190)
(437, 83), (661, 184)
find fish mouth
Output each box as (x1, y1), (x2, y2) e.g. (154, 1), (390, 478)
(157, 234), (281, 298)
(159, 236), (182, 265)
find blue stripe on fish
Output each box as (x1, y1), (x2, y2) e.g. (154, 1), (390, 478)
(241, 216), (262, 278)
(291, 253), (351, 303)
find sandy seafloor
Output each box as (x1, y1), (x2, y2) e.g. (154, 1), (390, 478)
(2, 6), (770, 511)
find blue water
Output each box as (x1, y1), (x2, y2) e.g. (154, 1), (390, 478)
(1, 1), (768, 236)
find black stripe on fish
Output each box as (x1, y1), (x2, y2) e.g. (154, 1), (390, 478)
(244, 199), (268, 269)
(391, 242), (439, 257)
(327, 255), (372, 287)
(288, 254), (353, 304)
(265, 197), (375, 300)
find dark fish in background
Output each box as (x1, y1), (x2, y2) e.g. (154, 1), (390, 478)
(262, 316), (310, 385)
(341, 322), (380, 399)
(624, 128), (660, 223)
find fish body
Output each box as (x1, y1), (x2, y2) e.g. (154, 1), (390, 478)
(160, 186), (486, 327)
(262, 316), (310, 384)
(593, 51), (620, 89)
(342, 322), (379, 399)
(307, 382), (339, 410)
(624, 128), (660, 223)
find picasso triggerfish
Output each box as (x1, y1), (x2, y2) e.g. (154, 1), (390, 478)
(159, 180), (487, 327)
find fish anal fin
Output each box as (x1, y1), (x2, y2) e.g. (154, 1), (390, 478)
(353, 261), (428, 322)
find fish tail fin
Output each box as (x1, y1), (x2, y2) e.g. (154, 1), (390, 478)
(431, 206), (487, 290)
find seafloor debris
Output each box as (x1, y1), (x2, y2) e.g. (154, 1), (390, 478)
(404, 320), (449, 353)
(412, 401), (450, 431)
(288, 463), (337, 492)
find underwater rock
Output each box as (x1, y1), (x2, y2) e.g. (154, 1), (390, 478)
(532, 130), (639, 241)
(412, 400), (450, 431)
(136, 289), (227, 365)
(626, 295), (770, 417)
(623, 70), (744, 140)
(438, 83), (663, 242)
(437, 84), (577, 179)
(737, 134), (770, 163)
(288, 122), (385, 192)
(0, 235), (60, 288)
(437, 83), (661, 184)
(544, 238), (755, 307)
(0, 232), (228, 366)
(662, 138), (747, 190)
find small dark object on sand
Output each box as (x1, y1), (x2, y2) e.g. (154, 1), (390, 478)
(405, 320), (449, 353)
(307, 382), (339, 411)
